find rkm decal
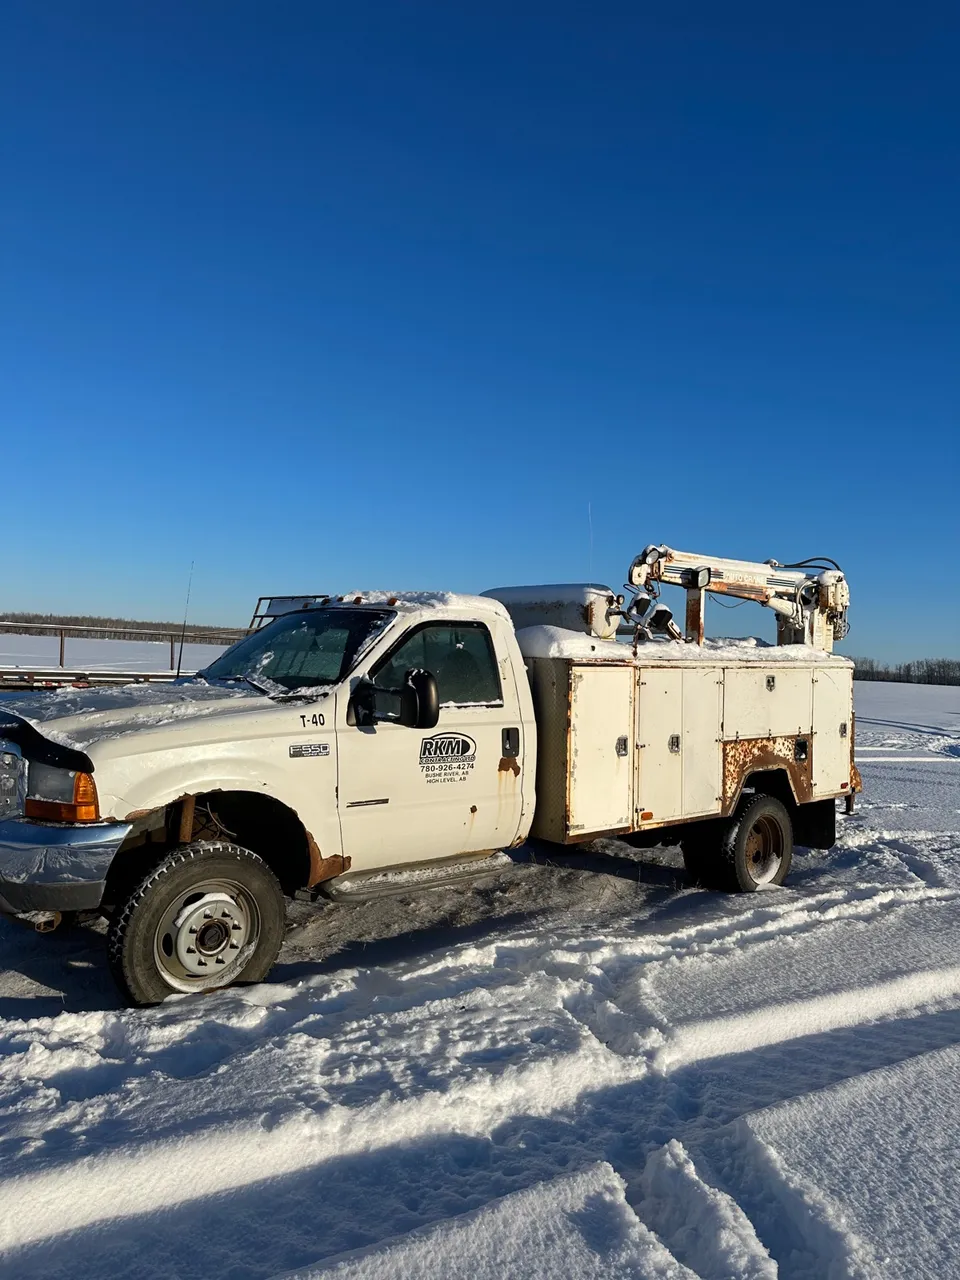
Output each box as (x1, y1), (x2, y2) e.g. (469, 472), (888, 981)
(419, 733), (476, 785)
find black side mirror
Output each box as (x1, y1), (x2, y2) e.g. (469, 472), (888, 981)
(351, 669), (439, 729)
(349, 679), (379, 727)
(399, 668), (439, 729)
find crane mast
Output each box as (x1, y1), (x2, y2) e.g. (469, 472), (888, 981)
(627, 545), (850, 652)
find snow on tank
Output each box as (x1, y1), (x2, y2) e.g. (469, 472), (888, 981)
(482, 584), (623, 640)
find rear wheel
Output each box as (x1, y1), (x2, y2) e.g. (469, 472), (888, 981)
(107, 842), (286, 1006)
(718, 794), (793, 892)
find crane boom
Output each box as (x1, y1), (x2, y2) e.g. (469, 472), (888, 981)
(628, 545), (850, 651)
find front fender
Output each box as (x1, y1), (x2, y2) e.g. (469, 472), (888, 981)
(94, 744), (303, 821)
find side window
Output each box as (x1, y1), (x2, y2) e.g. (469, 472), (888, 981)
(373, 623), (502, 706)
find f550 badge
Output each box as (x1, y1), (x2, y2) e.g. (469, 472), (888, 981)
(290, 743), (330, 758)
(419, 733), (476, 784)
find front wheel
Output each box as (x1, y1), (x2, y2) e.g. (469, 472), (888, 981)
(107, 842), (286, 1006)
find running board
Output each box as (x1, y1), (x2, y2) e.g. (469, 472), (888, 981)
(297, 851), (514, 904)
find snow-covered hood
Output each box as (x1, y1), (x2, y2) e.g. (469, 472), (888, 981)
(0, 681), (272, 753)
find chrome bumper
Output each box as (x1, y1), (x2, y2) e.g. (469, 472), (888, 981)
(0, 818), (132, 914)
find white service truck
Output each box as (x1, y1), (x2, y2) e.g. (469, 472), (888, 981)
(0, 546), (860, 1004)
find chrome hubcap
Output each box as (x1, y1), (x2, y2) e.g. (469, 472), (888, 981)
(154, 881), (260, 992)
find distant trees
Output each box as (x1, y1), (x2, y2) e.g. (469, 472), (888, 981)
(852, 656), (960, 686)
(0, 612), (240, 643)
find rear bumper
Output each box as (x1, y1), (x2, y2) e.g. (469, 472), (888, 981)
(0, 818), (132, 914)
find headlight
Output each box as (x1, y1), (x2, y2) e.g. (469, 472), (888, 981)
(25, 762), (100, 823)
(0, 746), (24, 819)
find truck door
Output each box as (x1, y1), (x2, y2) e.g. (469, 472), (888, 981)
(336, 619), (525, 869)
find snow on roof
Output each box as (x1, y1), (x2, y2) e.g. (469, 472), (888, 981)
(337, 591), (511, 619)
(516, 625), (853, 666)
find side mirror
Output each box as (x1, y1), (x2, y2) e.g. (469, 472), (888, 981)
(349, 679), (379, 727)
(399, 668), (439, 730)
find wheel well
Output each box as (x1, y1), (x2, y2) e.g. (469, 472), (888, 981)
(109, 790), (312, 901)
(741, 769), (798, 812)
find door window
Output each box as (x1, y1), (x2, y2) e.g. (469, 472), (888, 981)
(373, 623), (502, 706)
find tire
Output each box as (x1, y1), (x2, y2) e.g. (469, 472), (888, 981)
(107, 842), (286, 1006)
(717, 794), (793, 892)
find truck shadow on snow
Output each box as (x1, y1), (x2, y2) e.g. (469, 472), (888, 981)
(6, 1001), (960, 1280)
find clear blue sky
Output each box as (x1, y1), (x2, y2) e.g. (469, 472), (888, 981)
(2, 2), (957, 660)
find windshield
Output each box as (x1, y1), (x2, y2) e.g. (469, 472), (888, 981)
(200, 608), (394, 693)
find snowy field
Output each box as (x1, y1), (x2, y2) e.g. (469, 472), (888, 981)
(0, 633), (227, 674)
(0, 680), (958, 1278)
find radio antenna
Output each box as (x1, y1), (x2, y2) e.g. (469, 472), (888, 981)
(587, 500), (594, 582)
(175, 560), (195, 680)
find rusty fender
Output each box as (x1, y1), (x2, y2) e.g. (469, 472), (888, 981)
(721, 735), (813, 814)
(305, 833), (351, 886)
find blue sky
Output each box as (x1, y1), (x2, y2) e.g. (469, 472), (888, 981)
(1, 2), (957, 660)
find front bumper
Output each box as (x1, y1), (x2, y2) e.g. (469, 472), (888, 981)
(0, 817), (132, 914)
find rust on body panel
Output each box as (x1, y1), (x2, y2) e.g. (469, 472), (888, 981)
(305, 832), (351, 885)
(178, 793), (197, 844)
(721, 736), (813, 813)
(498, 756), (521, 776)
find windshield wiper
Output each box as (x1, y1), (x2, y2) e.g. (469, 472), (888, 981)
(213, 673), (284, 698)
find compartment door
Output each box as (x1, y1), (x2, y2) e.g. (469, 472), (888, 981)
(723, 668), (814, 738)
(682, 668), (722, 816)
(812, 667), (854, 797)
(566, 665), (635, 836)
(637, 668), (684, 824)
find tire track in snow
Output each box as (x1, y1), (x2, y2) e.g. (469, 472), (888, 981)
(6, 947), (960, 1253)
(652, 964), (960, 1072)
(0, 1040), (639, 1252)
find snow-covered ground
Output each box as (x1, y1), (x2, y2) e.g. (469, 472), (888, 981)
(0, 633), (227, 674)
(0, 680), (958, 1278)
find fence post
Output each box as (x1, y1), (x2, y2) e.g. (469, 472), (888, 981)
(59, 629), (65, 668)
(170, 636), (175, 670)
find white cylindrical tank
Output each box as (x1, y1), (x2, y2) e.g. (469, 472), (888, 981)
(481, 584), (622, 640)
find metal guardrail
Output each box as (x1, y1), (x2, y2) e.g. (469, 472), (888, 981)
(0, 668), (189, 691)
(0, 621), (246, 672)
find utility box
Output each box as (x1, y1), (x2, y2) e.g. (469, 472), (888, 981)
(523, 644), (853, 844)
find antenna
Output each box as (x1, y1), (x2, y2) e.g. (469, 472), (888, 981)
(175, 560), (195, 680)
(587, 500), (594, 581)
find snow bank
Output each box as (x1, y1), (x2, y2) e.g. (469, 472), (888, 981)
(282, 1163), (693, 1279)
(724, 1041), (960, 1278)
(638, 1140), (775, 1279)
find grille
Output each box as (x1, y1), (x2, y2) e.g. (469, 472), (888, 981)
(0, 743), (24, 820)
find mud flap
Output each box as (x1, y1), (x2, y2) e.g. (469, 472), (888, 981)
(792, 798), (837, 850)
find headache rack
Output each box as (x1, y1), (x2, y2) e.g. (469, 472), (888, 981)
(248, 596), (331, 631)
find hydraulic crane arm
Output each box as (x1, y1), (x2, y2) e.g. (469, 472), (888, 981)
(627, 545), (850, 651)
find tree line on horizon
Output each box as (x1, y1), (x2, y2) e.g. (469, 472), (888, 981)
(0, 612), (243, 643)
(851, 656), (960, 686)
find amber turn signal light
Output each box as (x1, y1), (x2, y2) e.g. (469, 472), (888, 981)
(25, 772), (100, 823)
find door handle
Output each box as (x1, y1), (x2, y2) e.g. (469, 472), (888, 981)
(502, 727), (520, 758)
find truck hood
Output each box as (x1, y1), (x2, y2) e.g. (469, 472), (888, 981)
(0, 681), (272, 753)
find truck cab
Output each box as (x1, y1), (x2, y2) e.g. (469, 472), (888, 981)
(0, 595), (538, 1003)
